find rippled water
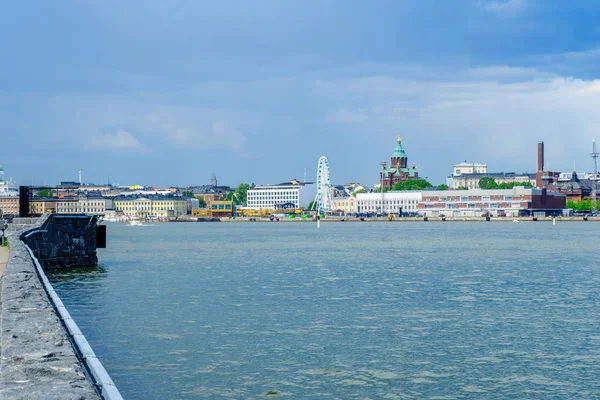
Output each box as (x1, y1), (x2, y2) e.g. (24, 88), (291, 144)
(47, 222), (600, 399)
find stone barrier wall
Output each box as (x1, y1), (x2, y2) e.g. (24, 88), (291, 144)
(21, 214), (99, 269)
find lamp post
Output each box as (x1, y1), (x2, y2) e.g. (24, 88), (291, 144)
(380, 161), (387, 215)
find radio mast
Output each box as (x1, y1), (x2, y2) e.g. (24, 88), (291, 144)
(591, 140), (599, 214)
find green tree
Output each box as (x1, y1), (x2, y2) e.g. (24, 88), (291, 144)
(392, 179), (433, 191)
(479, 177), (498, 189)
(437, 184), (449, 191)
(235, 183), (250, 206)
(307, 201), (317, 210)
(567, 199), (599, 211)
(456, 186), (468, 190)
(182, 191), (194, 198)
(497, 182), (534, 189)
(198, 198), (207, 208)
(36, 189), (53, 198)
(354, 189), (368, 194)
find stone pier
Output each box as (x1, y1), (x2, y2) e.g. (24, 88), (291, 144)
(0, 215), (103, 399)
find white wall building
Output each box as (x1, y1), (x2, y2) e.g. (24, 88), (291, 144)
(356, 192), (422, 214)
(447, 162), (487, 188)
(453, 162), (488, 176)
(57, 197), (106, 215)
(247, 184), (301, 209)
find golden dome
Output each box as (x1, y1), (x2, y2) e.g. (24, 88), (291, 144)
(397, 137), (401, 143)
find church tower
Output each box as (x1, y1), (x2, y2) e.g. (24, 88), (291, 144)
(390, 137), (407, 169)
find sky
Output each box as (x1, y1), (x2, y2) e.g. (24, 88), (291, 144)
(2, 0), (600, 190)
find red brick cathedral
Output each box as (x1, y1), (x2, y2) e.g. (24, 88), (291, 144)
(381, 137), (419, 189)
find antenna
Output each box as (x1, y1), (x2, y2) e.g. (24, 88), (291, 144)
(78, 169), (82, 185)
(591, 140), (599, 214)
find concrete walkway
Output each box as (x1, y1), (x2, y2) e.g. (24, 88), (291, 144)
(0, 246), (8, 277)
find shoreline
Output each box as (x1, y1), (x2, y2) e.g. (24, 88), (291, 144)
(221, 216), (596, 223)
(103, 216), (600, 223)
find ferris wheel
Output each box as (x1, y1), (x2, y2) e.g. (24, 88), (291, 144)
(313, 156), (332, 214)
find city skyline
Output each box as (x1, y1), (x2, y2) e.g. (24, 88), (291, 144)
(3, 1), (600, 187)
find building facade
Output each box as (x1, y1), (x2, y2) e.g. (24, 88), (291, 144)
(57, 197), (106, 215)
(0, 164), (18, 197)
(247, 183), (301, 210)
(30, 199), (57, 215)
(550, 172), (597, 202)
(356, 192), (421, 214)
(151, 197), (188, 218)
(381, 138), (419, 189)
(451, 172), (536, 190)
(209, 200), (235, 217)
(0, 196), (19, 215)
(453, 162), (488, 176)
(330, 197), (357, 215)
(113, 196), (153, 218)
(192, 193), (221, 208)
(418, 187), (565, 217)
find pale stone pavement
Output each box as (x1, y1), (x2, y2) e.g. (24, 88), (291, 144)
(0, 246), (8, 277)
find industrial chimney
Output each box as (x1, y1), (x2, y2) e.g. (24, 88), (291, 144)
(537, 141), (544, 172)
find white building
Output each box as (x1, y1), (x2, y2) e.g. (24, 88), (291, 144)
(247, 183), (302, 210)
(0, 164), (18, 197)
(356, 192), (422, 214)
(447, 162), (487, 188)
(418, 187), (565, 217)
(57, 197), (107, 215)
(453, 162), (488, 176)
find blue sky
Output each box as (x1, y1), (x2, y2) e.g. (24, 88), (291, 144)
(2, 0), (600, 189)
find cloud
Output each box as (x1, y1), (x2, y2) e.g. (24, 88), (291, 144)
(316, 70), (600, 182)
(4, 61), (600, 186)
(90, 130), (147, 152)
(481, 0), (528, 16)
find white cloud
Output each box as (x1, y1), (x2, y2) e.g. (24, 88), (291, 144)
(6, 62), (600, 184)
(317, 71), (600, 181)
(90, 130), (148, 152)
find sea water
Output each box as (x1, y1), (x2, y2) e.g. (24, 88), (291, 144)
(48, 222), (600, 399)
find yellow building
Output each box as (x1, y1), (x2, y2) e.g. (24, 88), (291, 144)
(209, 201), (235, 217)
(0, 196), (19, 215)
(330, 196), (357, 215)
(191, 209), (211, 217)
(151, 197), (188, 218)
(30, 199), (57, 215)
(113, 195), (188, 219)
(113, 196), (152, 218)
(237, 208), (270, 217)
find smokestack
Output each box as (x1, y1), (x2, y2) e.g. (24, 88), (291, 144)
(537, 141), (544, 172)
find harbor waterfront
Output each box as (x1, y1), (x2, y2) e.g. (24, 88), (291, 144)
(49, 222), (600, 399)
